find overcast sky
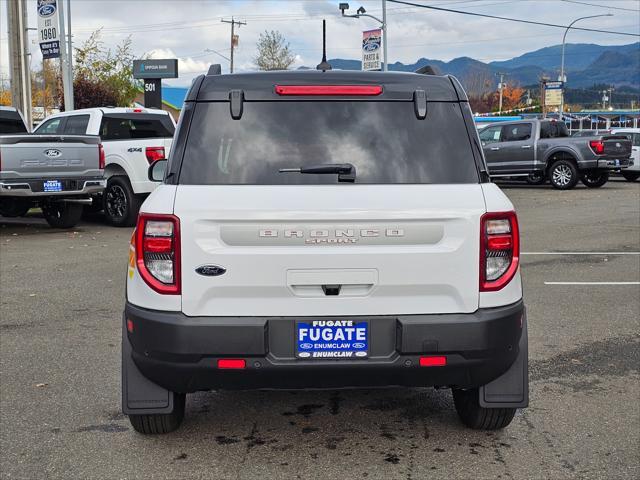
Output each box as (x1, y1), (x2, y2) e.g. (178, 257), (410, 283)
(1, 0), (639, 87)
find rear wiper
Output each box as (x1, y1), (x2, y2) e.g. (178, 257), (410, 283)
(279, 163), (356, 183)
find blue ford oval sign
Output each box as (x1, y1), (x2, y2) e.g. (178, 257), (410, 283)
(195, 265), (226, 277)
(38, 3), (56, 17)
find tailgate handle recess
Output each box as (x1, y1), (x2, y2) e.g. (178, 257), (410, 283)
(321, 285), (341, 296)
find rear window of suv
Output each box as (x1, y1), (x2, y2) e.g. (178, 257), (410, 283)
(100, 114), (174, 141)
(179, 101), (479, 184)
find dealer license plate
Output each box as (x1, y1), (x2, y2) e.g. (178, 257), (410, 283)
(296, 320), (368, 359)
(43, 180), (62, 192)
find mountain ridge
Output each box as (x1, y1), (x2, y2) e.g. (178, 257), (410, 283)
(315, 42), (639, 93)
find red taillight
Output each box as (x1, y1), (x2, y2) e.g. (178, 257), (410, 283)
(135, 213), (181, 295)
(98, 144), (105, 170)
(217, 359), (246, 369)
(480, 211), (519, 292)
(126, 319), (134, 333)
(133, 108), (143, 113)
(419, 356), (447, 367)
(145, 146), (165, 164)
(589, 140), (605, 155)
(275, 85), (383, 96)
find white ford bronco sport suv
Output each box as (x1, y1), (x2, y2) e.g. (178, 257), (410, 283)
(122, 68), (528, 434)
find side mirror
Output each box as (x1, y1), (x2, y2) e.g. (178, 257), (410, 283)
(148, 159), (168, 182)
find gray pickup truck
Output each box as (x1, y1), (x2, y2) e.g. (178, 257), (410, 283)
(0, 135), (105, 228)
(479, 119), (632, 189)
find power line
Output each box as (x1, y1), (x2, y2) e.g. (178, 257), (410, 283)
(560, 0), (640, 12)
(386, 0), (640, 36)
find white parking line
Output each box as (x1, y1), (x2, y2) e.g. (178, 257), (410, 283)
(544, 282), (640, 285)
(523, 252), (640, 255)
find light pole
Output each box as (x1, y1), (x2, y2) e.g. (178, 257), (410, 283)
(339, 2), (388, 71)
(559, 14), (612, 117)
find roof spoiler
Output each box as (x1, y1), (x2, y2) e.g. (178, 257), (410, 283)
(415, 65), (437, 75)
(208, 64), (222, 76)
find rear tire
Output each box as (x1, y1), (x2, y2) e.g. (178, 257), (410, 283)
(581, 171), (609, 188)
(103, 176), (142, 227)
(525, 172), (546, 185)
(452, 388), (516, 430)
(621, 171), (640, 182)
(41, 201), (83, 229)
(549, 160), (579, 190)
(128, 393), (186, 434)
(0, 198), (31, 217)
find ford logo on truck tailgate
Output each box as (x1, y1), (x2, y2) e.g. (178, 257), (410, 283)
(44, 149), (61, 158)
(195, 265), (226, 277)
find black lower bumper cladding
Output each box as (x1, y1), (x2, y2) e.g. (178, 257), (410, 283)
(122, 301), (527, 414)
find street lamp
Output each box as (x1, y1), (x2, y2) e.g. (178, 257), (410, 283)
(339, 2), (388, 71)
(559, 14), (613, 116)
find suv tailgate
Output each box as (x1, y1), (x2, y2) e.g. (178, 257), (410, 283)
(175, 184), (485, 317)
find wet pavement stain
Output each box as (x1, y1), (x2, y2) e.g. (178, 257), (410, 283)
(76, 423), (128, 433)
(384, 453), (400, 464)
(215, 435), (240, 445)
(530, 335), (639, 380)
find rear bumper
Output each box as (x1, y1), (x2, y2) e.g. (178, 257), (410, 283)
(581, 158), (631, 170)
(0, 177), (105, 197)
(124, 300), (525, 393)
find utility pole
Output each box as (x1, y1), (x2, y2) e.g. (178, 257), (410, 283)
(7, 0), (33, 127)
(608, 86), (614, 109)
(496, 72), (507, 114)
(382, 0), (388, 71)
(58, 0), (73, 111)
(221, 17), (246, 74)
(601, 90), (608, 110)
(67, 0), (74, 108)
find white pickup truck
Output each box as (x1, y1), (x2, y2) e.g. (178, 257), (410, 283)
(33, 108), (175, 226)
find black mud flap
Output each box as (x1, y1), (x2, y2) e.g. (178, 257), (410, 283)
(479, 310), (529, 408)
(122, 317), (176, 415)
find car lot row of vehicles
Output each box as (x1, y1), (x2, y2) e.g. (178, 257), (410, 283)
(0, 106), (175, 228)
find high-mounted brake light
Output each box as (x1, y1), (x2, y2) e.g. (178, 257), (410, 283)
(135, 213), (181, 294)
(98, 144), (105, 170)
(145, 146), (165, 164)
(480, 211), (519, 292)
(589, 140), (605, 155)
(275, 85), (383, 96)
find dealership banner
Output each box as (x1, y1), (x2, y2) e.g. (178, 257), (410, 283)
(362, 29), (382, 71)
(37, 0), (61, 59)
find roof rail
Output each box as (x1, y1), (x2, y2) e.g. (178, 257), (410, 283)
(208, 64), (222, 76)
(415, 65), (437, 75)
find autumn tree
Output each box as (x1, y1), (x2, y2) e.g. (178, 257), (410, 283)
(62, 29), (139, 109)
(254, 30), (295, 71)
(501, 84), (525, 110)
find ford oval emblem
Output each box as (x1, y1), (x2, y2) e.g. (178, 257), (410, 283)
(38, 3), (56, 17)
(44, 149), (61, 158)
(352, 342), (365, 349)
(300, 343), (314, 350)
(363, 42), (379, 52)
(195, 265), (226, 277)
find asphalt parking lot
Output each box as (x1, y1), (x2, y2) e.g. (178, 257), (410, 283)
(1, 179), (638, 480)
